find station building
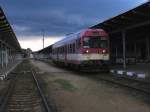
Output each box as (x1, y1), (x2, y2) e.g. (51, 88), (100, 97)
(0, 7), (22, 79)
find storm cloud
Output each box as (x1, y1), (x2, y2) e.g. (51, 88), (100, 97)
(0, 0), (147, 39)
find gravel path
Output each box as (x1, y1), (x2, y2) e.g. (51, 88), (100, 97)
(31, 60), (150, 112)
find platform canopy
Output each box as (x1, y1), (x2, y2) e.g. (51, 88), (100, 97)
(91, 1), (150, 34)
(0, 7), (21, 51)
(91, 1), (150, 68)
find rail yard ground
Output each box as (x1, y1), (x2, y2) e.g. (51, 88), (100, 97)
(30, 60), (150, 112)
(0, 60), (150, 112)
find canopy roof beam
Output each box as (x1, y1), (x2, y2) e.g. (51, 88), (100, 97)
(132, 10), (150, 18)
(110, 19), (150, 34)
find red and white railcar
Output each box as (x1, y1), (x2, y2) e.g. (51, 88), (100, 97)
(51, 28), (109, 70)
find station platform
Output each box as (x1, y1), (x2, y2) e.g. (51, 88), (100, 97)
(0, 61), (22, 80)
(110, 63), (150, 80)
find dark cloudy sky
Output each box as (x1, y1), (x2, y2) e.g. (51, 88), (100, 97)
(0, 0), (147, 51)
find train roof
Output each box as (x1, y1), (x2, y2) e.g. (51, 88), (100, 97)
(53, 28), (106, 48)
(53, 30), (83, 48)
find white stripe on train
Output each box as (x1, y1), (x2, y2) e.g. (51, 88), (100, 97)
(52, 53), (109, 61)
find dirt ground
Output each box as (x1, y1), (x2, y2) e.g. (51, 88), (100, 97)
(31, 60), (150, 112)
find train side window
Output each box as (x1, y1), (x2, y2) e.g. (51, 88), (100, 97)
(68, 44), (70, 53)
(70, 45), (71, 53)
(67, 46), (68, 53)
(70, 44), (72, 53)
(58, 47), (61, 54)
(64, 46), (66, 53)
(64, 46), (65, 53)
(63, 47), (64, 54)
(77, 39), (81, 48)
(73, 43), (75, 53)
(68, 45), (70, 53)
(66, 46), (67, 53)
(70, 44), (71, 53)
(72, 44), (74, 53)
(71, 44), (73, 53)
(74, 43), (76, 52)
(72, 44), (73, 53)
(76, 40), (78, 49)
(63, 46), (65, 53)
(67, 45), (69, 53)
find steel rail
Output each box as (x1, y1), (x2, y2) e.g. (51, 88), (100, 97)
(0, 70), (53, 112)
(97, 76), (150, 95)
(31, 70), (52, 112)
(119, 76), (150, 85)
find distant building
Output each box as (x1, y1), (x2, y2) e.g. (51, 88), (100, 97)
(22, 48), (33, 58)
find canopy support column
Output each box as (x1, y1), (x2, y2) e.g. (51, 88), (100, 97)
(134, 41), (137, 64)
(0, 41), (2, 68)
(146, 37), (150, 60)
(122, 30), (126, 69)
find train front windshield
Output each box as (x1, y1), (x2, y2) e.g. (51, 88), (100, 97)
(83, 37), (108, 48)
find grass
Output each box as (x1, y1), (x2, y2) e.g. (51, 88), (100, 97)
(12, 60), (30, 72)
(54, 79), (76, 91)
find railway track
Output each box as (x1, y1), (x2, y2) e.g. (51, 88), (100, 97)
(0, 69), (52, 112)
(93, 74), (150, 95)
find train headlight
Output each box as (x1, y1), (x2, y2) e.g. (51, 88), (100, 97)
(86, 50), (89, 53)
(102, 49), (106, 54)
